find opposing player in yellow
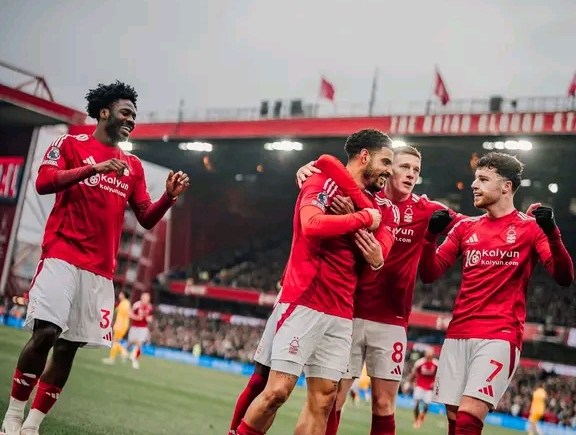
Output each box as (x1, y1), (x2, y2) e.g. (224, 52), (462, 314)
(527, 383), (547, 435)
(102, 291), (131, 365)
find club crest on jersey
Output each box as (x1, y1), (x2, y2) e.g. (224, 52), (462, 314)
(506, 226), (516, 244)
(312, 192), (329, 212)
(47, 147), (60, 160)
(403, 206), (413, 223)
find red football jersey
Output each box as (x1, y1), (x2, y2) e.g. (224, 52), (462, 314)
(420, 210), (574, 349)
(38, 134), (154, 279)
(131, 301), (153, 328)
(354, 193), (462, 326)
(413, 357), (439, 390)
(279, 173), (378, 319)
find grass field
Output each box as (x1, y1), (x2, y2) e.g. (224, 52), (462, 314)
(0, 326), (522, 434)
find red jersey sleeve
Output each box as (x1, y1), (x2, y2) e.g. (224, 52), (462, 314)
(128, 158), (175, 230)
(35, 135), (95, 195)
(419, 221), (464, 283)
(373, 199), (399, 262)
(533, 226), (574, 287)
(299, 175), (374, 238)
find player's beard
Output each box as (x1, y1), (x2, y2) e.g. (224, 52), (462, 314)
(473, 191), (497, 209)
(364, 163), (387, 193)
(105, 114), (127, 144)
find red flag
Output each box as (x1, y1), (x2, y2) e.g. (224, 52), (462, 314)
(568, 73), (576, 97)
(434, 70), (450, 105)
(320, 77), (335, 101)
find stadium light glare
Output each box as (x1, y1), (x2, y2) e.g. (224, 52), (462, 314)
(391, 140), (406, 148)
(178, 142), (213, 152)
(416, 176), (423, 185)
(494, 141), (505, 150)
(505, 140), (518, 150)
(482, 141), (494, 150)
(264, 140), (303, 151)
(118, 141), (133, 151)
(548, 183), (558, 194)
(520, 179), (531, 187)
(517, 140), (532, 151)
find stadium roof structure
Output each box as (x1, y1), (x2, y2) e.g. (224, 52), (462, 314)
(0, 83), (86, 127)
(0, 60), (86, 127)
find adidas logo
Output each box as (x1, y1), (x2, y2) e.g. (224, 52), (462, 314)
(102, 331), (112, 341)
(390, 365), (402, 376)
(46, 391), (60, 400)
(466, 233), (479, 244)
(478, 385), (494, 397)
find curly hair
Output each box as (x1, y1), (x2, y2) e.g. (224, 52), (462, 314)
(85, 80), (138, 120)
(477, 152), (524, 192)
(344, 129), (392, 159)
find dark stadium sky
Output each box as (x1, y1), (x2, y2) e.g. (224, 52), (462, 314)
(1, 0), (575, 118)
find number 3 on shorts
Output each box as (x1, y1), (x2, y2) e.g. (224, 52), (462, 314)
(100, 309), (111, 329)
(392, 341), (404, 363)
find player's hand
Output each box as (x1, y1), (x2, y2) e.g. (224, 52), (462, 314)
(92, 158), (128, 177)
(428, 210), (453, 234)
(525, 202), (541, 217)
(354, 229), (384, 269)
(296, 160), (321, 188)
(330, 195), (355, 215)
(364, 208), (381, 231)
(166, 170), (190, 198)
(532, 206), (557, 235)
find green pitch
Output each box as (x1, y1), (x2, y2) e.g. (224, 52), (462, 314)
(0, 327), (520, 434)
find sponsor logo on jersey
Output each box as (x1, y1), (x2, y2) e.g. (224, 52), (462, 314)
(464, 248), (520, 267)
(80, 156), (129, 198)
(393, 227), (415, 243)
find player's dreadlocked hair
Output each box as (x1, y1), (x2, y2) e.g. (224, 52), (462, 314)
(85, 81), (138, 120)
(477, 152), (524, 192)
(344, 129), (392, 159)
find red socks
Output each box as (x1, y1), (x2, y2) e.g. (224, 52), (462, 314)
(237, 419), (265, 435)
(325, 407), (341, 435)
(31, 381), (62, 414)
(455, 411), (483, 435)
(370, 414), (395, 435)
(229, 373), (267, 431)
(10, 369), (38, 402)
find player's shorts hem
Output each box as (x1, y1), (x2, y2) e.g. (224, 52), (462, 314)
(59, 334), (112, 349)
(271, 359), (302, 377)
(24, 315), (67, 333)
(304, 365), (343, 382)
(461, 393), (497, 409)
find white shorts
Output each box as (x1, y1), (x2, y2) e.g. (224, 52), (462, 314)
(433, 338), (520, 409)
(345, 318), (407, 381)
(128, 326), (150, 344)
(413, 386), (433, 404)
(254, 303), (352, 382)
(25, 258), (115, 349)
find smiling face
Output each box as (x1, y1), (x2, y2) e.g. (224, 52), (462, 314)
(101, 99), (136, 143)
(471, 166), (511, 209)
(388, 152), (422, 198)
(363, 146), (394, 193)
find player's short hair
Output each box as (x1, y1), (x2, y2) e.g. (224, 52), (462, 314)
(85, 80), (138, 120)
(344, 129), (392, 159)
(477, 152), (524, 192)
(394, 145), (421, 160)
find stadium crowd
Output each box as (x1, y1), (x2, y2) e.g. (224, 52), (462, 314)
(168, 238), (576, 326)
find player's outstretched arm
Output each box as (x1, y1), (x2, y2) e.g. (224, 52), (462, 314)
(419, 211), (461, 283)
(532, 206), (574, 287)
(130, 169), (190, 230)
